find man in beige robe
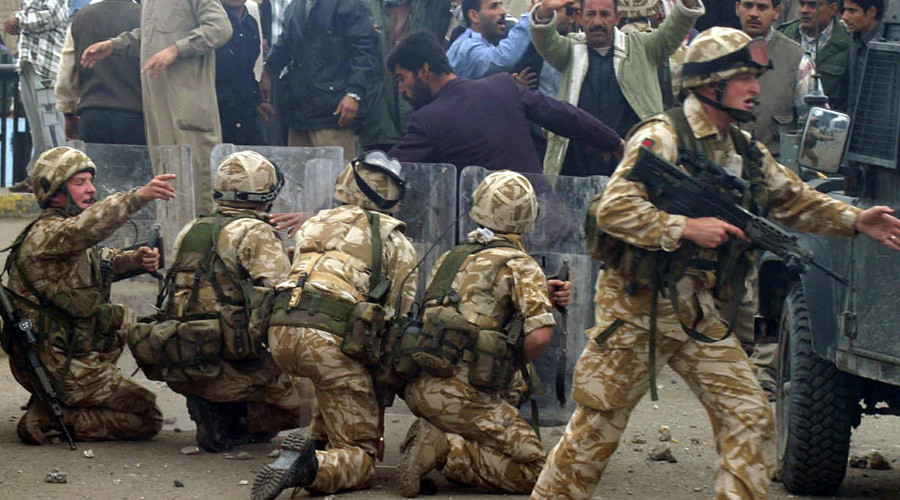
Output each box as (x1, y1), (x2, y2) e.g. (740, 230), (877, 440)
(80, 0), (233, 214)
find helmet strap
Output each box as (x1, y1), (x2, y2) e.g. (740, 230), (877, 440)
(694, 87), (756, 124)
(62, 187), (85, 216)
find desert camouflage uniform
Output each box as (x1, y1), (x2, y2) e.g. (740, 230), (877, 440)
(7, 189), (163, 441)
(268, 204), (417, 493)
(403, 230), (555, 493)
(166, 207), (303, 433)
(532, 94), (862, 500)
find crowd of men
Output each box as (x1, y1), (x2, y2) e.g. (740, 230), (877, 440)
(4, 1), (900, 500)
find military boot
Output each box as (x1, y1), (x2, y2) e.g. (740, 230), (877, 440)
(251, 430), (318, 500)
(186, 396), (232, 453)
(16, 397), (56, 445)
(396, 418), (450, 497)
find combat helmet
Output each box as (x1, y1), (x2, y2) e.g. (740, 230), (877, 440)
(31, 146), (97, 212)
(333, 151), (406, 213)
(618, 0), (662, 19)
(681, 27), (772, 122)
(469, 170), (538, 234)
(213, 151), (284, 209)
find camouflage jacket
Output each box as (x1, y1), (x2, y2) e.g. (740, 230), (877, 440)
(426, 230), (555, 335)
(287, 204), (418, 318)
(169, 207), (291, 315)
(593, 94), (862, 339)
(7, 189), (149, 345)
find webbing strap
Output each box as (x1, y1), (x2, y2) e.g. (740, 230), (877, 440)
(366, 210), (389, 303)
(423, 241), (517, 304)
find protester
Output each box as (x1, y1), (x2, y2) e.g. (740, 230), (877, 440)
(447, 0), (532, 79)
(55, 0), (144, 145)
(843, 0), (886, 115)
(387, 31), (623, 174)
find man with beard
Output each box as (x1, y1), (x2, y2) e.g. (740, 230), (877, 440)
(386, 31), (622, 174)
(531, 0), (704, 177)
(447, 0), (532, 79)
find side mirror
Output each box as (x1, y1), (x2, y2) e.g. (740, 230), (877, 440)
(798, 107), (851, 174)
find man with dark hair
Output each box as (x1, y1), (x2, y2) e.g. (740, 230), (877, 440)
(447, 0), (533, 79)
(779, 0), (851, 111)
(386, 31), (623, 173)
(842, 0), (885, 114)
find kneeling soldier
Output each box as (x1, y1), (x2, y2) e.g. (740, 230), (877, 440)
(150, 151), (304, 452)
(4, 147), (171, 444)
(253, 152), (418, 500)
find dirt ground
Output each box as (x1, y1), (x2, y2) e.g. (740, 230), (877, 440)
(0, 219), (899, 500)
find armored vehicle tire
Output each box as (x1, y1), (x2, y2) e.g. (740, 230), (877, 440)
(776, 283), (853, 495)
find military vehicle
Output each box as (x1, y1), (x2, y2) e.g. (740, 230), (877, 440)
(761, 2), (900, 494)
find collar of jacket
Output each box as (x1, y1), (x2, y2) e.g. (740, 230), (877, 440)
(682, 93), (723, 141)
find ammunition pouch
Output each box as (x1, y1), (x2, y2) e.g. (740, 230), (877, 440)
(42, 289), (125, 354)
(128, 316), (223, 383)
(218, 284), (274, 360)
(372, 314), (422, 406)
(269, 285), (385, 366)
(407, 306), (477, 377)
(468, 328), (516, 393)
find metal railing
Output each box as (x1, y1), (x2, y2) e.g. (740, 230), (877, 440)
(0, 63), (30, 187)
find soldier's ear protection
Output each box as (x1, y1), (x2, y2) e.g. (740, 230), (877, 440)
(351, 150), (406, 210)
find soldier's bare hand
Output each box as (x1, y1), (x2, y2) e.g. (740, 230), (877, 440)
(547, 279), (571, 308)
(268, 212), (312, 238)
(682, 217), (747, 248)
(81, 40), (114, 68)
(134, 246), (160, 273)
(856, 205), (900, 251)
(142, 44), (179, 78)
(138, 174), (176, 202)
(333, 95), (359, 128)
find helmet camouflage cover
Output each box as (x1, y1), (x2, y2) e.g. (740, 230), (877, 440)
(31, 146), (97, 208)
(682, 27), (765, 89)
(469, 170), (538, 234)
(213, 151), (283, 208)
(333, 151), (405, 213)
(618, 0), (662, 18)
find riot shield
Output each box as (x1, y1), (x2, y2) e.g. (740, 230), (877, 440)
(303, 161), (458, 305)
(210, 144), (344, 214)
(72, 142), (195, 261)
(458, 166), (608, 426)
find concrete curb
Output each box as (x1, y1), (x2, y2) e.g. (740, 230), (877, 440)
(0, 190), (39, 218)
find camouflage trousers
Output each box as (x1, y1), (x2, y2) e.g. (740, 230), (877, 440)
(718, 266), (777, 385)
(168, 355), (303, 433)
(11, 345), (162, 441)
(269, 325), (378, 494)
(404, 366), (545, 494)
(532, 309), (775, 500)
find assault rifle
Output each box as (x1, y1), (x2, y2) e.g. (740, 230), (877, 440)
(0, 285), (76, 449)
(628, 146), (848, 286)
(554, 258), (569, 408)
(115, 224), (165, 282)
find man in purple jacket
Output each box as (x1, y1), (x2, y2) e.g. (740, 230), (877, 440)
(387, 31), (623, 174)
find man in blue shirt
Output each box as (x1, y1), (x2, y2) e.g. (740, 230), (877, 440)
(447, 0), (532, 79)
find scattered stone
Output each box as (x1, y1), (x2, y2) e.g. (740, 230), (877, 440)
(391, 418), (400, 424)
(163, 417), (177, 425)
(693, 486), (703, 492)
(234, 451), (252, 460)
(325, 496), (336, 500)
(180, 446), (201, 456)
(869, 452), (891, 470)
(658, 425), (671, 442)
(627, 466), (635, 473)
(112, 479), (121, 485)
(849, 455), (869, 469)
(174, 479), (184, 488)
(648, 444), (678, 463)
(652, 405), (659, 410)
(45, 469), (67, 484)
(50, 437), (61, 444)
(630, 436), (646, 444)
(173, 427), (183, 433)
(83, 449), (94, 458)
(373, 485), (383, 490)
(267, 449), (281, 458)
(238, 480), (249, 485)
(224, 454), (235, 460)
(632, 446), (644, 452)
(690, 438), (702, 445)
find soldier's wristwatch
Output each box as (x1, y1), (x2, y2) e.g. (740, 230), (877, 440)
(346, 92), (361, 102)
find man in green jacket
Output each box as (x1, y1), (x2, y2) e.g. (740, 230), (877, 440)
(360, 0), (451, 151)
(779, 0), (850, 111)
(530, 0), (704, 176)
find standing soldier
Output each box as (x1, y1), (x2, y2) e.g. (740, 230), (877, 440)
(4, 146), (173, 444)
(395, 171), (570, 497)
(531, 27), (900, 500)
(156, 151), (305, 452)
(252, 152), (418, 500)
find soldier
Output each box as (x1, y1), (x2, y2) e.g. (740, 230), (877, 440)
(395, 170), (570, 497)
(252, 151), (418, 500)
(4, 146), (173, 444)
(156, 151), (305, 453)
(531, 27), (900, 500)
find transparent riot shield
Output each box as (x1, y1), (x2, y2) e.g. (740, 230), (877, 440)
(210, 144), (344, 214)
(458, 166), (609, 426)
(72, 142), (195, 261)
(302, 161), (458, 304)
